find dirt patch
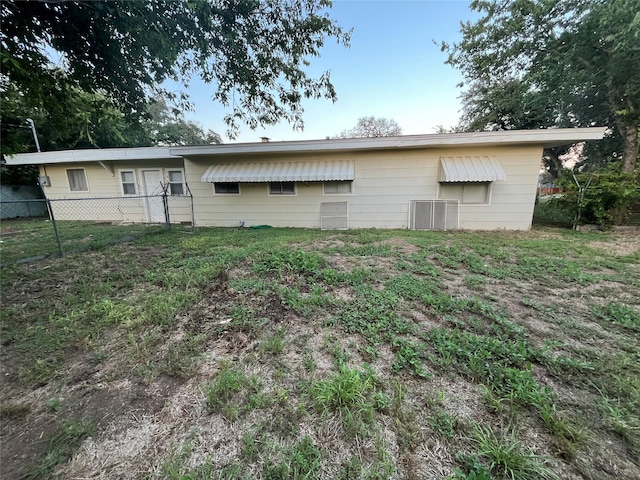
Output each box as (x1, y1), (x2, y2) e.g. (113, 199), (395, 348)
(590, 233), (640, 257)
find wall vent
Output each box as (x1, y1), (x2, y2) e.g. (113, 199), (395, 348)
(410, 200), (459, 230)
(321, 202), (348, 230)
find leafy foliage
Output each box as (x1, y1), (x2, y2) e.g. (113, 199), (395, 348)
(335, 116), (402, 138)
(1, 0), (351, 138)
(443, 0), (640, 173)
(556, 165), (639, 228)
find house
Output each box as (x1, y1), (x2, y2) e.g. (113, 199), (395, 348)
(4, 128), (606, 230)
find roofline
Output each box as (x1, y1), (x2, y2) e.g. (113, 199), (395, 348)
(3, 147), (180, 166)
(3, 128), (607, 165)
(171, 128), (607, 157)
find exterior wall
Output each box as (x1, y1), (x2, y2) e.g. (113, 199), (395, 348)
(184, 145), (542, 230)
(38, 159), (191, 224)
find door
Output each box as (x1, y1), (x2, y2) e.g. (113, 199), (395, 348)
(140, 169), (165, 223)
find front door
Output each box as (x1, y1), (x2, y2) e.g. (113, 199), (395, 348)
(140, 169), (165, 223)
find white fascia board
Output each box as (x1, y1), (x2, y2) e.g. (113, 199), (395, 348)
(171, 127), (607, 157)
(4, 127), (607, 165)
(4, 147), (180, 166)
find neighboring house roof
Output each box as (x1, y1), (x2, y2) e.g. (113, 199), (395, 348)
(201, 160), (355, 183)
(4, 127), (607, 165)
(439, 156), (507, 183)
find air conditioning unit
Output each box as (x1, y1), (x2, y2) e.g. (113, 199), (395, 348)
(410, 200), (459, 230)
(39, 175), (51, 187)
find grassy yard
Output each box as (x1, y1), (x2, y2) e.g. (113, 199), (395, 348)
(1, 222), (639, 479)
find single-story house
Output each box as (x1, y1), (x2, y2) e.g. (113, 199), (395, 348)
(4, 127), (605, 230)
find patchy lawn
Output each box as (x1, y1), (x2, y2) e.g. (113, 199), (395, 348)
(1, 224), (639, 479)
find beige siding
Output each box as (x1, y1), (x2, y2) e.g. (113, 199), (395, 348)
(40, 160), (191, 224)
(184, 145), (542, 230)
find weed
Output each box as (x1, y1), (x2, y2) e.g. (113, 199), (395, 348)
(204, 368), (248, 414)
(391, 337), (429, 377)
(385, 274), (440, 301)
(254, 249), (326, 276)
(593, 302), (640, 331)
(471, 424), (556, 480)
(260, 327), (286, 356)
(310, 366), (376, 435)
(427, 408), (457, 438)
(242, 431), (261, 462)
(46, 398), (62, 412)
(332, 286), (411, 345)
(336, 456), (363, 479)
(363, 435), (396, 479)
(302, 348), (317, 373)
(464, 274), (487, 290)
(452, 454), (493, 480)
(262, 435), (322, 480)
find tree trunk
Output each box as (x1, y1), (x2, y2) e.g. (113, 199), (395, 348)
(544, 148), (563, 178)
(620, 120), (639, 173)
(612, 104), (638, 173)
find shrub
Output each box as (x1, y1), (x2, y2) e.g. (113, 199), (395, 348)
(557, 165), (639, 229)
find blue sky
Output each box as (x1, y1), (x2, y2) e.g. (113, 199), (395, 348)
(183, 0), (479, 143)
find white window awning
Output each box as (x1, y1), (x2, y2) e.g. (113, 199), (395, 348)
(439, 156), (506, 182)
(201, 161), (355, 183)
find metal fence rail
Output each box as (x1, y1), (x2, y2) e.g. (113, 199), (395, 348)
(0, 190), (194, 266)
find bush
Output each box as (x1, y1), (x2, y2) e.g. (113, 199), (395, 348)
(557, 165), (639, 229)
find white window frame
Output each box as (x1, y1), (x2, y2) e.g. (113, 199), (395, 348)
(213, 182), (241, 195)
(268, 181), (296, 196)
(65, 168), (89, 192)
(118, 169), (138, 196)
(437, 182), (493, 206)
(323, 180), (353, 196)
(165, 169), (186, 196)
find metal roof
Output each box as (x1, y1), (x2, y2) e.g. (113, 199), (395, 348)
(174, 127), (608, 157)
(3, 127), (607, 166)
(438, 156), (507, 182)
(201, 161), (355, 183)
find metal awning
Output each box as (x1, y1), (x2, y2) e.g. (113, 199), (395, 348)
(438, 156), (506, 182)
(201, 161), (355, 183)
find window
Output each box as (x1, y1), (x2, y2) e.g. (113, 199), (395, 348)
(119, 170), (137, 195)
(324, 181), (352, 195)
(269, 182), (295, 195)
(167, 170), (185, 195)
(214, 182), (240, 195)
(438, 182), (491, 205)
(66, 168), (88, 192)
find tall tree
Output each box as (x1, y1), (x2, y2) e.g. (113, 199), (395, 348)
(1, 0), (350, 138)
(145, 99), (222, 146)
(335, 116), (402, 138)
(443, 0), (640, 173)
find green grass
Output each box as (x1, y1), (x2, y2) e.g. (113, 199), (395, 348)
(1, 225), (639, 479)
(471, 425), (557, 480)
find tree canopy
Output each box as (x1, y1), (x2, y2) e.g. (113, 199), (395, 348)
(335, 116), (402, 138)
(443, 0), (640, 174)
(1, 0), (350, 138)
(0, 88), (220, 185)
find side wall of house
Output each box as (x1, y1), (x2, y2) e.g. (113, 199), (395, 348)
(184, 145), (542, 230)
(38, 159), (191, 223)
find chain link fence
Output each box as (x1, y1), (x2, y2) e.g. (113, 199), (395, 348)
(0, 189), (194, 266)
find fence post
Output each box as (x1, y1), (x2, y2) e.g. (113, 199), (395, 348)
(46, 199), (64, 256)
(162, 192), (171, 228)
(186, 182), (196, 233)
